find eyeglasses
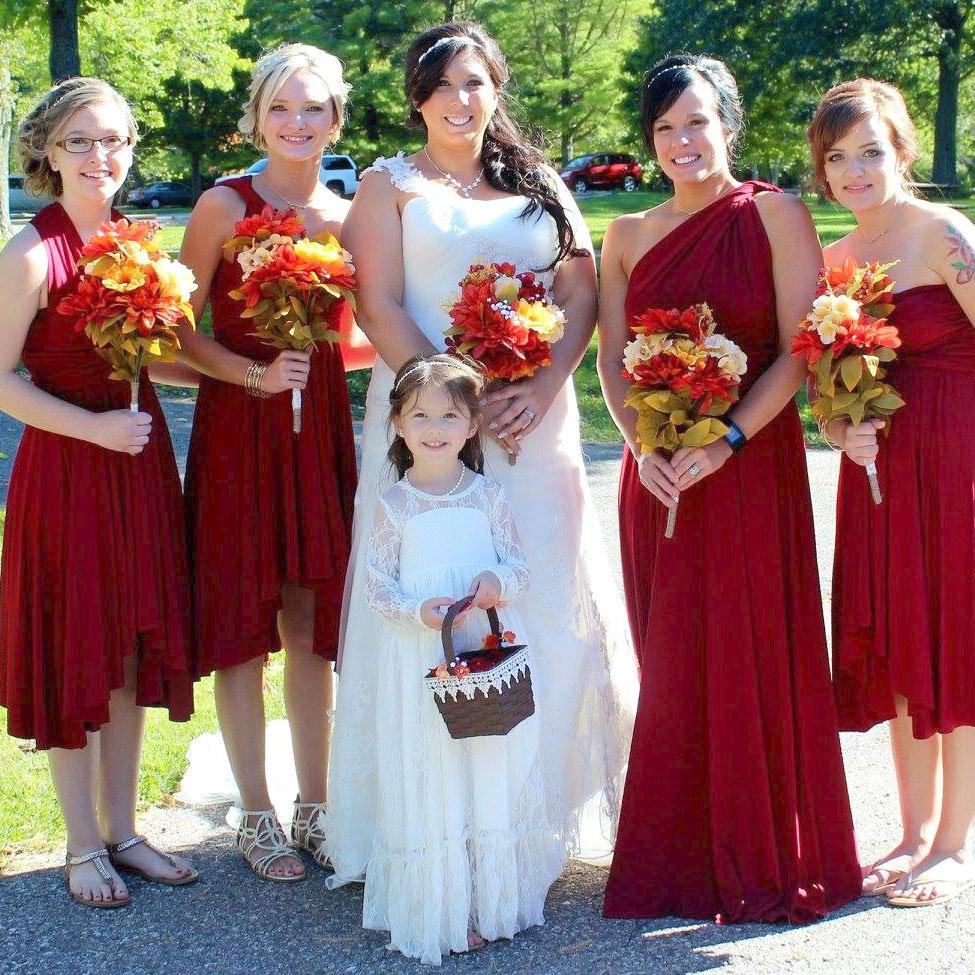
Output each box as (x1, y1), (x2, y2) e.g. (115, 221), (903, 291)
(54, 135), (132, 154)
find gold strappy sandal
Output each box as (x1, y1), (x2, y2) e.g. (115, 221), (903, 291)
(64, 848), (130, 909)
(236, 809), (306, 882)
(290, 797), (329, 869)
(107, 834), (198, 886)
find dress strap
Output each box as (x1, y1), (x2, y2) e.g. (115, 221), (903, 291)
(366, 152), (425, 193)
(219, 175), (265, 212)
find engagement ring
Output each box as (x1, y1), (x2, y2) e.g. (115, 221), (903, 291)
(689, 463), (701, 478)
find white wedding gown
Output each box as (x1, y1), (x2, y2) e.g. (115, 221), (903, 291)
(325, 154), (636, 910)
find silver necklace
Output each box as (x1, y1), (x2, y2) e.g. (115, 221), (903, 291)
(407, 464), (466, 496)
(672, 184), (736, 217)
(424, 147), (484, 198)
(255, 172), (319, 211)
(858, 199), (905, 246)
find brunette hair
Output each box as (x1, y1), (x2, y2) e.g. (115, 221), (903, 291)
(639, 54), (744, 161)
(240, 43), (351, 151)
(18, 77), (137, 198)
(807, 79), (918, 200)
(405, 21), (578, 268)
(387, 354), (485, 478)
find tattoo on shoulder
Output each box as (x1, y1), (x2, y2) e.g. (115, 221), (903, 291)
(946, 225), (975, 285)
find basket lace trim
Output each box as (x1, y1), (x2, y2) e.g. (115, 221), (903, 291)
(424, 646), (531, 701)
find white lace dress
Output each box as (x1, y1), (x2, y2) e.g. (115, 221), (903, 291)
(326, 153), (636, 895)
(358, 472), (563, 964)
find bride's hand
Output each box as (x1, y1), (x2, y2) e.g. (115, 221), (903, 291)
(482, 371), (560, 445)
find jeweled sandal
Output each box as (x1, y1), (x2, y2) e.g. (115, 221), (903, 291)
(236, 809), (306, 882)
(64, 848), (130, 909)
(291, 796), (329, 868)
(107, 834), (199, 886)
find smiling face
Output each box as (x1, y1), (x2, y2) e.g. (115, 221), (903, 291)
(48, 101), (133, 204)
(394, 383), (478, 469)
(651, 77), (732, 186)
(260, 69), (337, 162)
(417, 49), (499, 150)
(823, 113), (905, 213)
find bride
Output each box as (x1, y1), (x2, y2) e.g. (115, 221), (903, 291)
(326, 19), (635, 907)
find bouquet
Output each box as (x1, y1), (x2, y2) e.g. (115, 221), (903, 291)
(58, 218), (196, 411)
(791, 258), (904, 503)
(444, 262), (566, 464)
(622, 303), (747, 538)
(223, 205), (357, 433)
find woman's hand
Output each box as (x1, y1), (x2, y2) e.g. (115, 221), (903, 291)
(481, 372), (560, 454)
(260, 349), (311, 395)
(636, 450), (680, 508)
(671, 439), (733, 492)
(87, 409), (152, 455)
(829, 418), (884, 466)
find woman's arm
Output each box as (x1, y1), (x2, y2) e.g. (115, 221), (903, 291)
(149, 360), (200, 388)
(931, 207), (975, 324)
(340, 169), (436, 371)
(671, 192), (823, 490)
(0, 228), (150, 454)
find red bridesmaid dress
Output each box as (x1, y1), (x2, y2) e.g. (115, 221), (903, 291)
(604, 183), (861, 923)
(832, 284), (975, 738)
(0, 203), (194, 749)
(184, 177), (357, 674)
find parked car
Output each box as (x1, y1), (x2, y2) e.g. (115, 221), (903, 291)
(127, 181), (193, 209)
(7, 176), (52, 214)
(560, 153), (643, 193)
(216, 154), (360, 197)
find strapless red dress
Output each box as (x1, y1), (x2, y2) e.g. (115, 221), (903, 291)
(0, 203), (194, 749)
(604, 183), (861, 923)
(832, 283), (975, 738)
(183, 177), (357, 674)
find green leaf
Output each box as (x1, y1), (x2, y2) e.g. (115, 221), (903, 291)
(840, 355), (863, 391)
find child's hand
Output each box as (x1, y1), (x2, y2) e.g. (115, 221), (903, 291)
(467, 571), (503, 611)
(420, 597), (454, 631)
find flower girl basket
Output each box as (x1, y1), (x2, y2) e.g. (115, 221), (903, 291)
(424, 596), (535, 739)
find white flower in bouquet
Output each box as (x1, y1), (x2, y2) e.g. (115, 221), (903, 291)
(704, 333), (747, 379)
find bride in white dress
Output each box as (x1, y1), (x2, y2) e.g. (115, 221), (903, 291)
(326, 20), (635, 918)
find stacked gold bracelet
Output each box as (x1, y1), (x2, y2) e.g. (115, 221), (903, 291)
(244, 361), (272, 398)
(817, 418), (843, 451)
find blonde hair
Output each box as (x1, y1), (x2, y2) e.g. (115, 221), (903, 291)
(18, 77), (137, 198)
(807, 79), (919, 201)
(239, 44), (352, 151)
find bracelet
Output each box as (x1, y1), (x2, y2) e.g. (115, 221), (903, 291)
(817, 417), (843, 451)
(723, 419), (747, 454)
(243, 361), (272, 398)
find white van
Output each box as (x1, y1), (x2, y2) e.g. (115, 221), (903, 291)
(217, 154), (360, 197)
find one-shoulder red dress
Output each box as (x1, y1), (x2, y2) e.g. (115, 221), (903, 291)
(0, 203), (194, 749)
(832, 284), (975, 738)
(604, 183), (861, 923)
(183, 177), (357, 674)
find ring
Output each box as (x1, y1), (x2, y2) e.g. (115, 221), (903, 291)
(522, 408), (535, 420)
(688, 463), (701, 478)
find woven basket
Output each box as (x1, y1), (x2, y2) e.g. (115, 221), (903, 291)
(424, 597), (535, 739)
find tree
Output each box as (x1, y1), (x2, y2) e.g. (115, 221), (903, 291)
(48, 0), (81, 79)
(0, 64), (14, 238)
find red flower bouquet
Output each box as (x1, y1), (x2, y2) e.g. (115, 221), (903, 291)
(791, 259), (904, 503)
(223, 205), (357, 432)
(622, 302), (747, 538)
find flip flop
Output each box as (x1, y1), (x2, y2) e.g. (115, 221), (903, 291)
(64, 848), (131, 909)
(862, 864), (909, 896)
(107, 835), (199, 886)
(886, 874), (975, 908)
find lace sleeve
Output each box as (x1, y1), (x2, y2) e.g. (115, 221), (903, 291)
(483, 478), (530, 602)
(364, 496), (425, 627)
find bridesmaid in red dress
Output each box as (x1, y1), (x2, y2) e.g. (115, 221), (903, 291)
(597, 55), (861, 922)
(0, 79), (197, 907)
(809, 79), (975, 908)
(179, 44), (357, 881)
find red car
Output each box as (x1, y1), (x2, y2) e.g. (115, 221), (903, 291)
(560, 153), (643, 193)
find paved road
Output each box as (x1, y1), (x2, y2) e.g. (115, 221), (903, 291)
(0, 398), (969, 975)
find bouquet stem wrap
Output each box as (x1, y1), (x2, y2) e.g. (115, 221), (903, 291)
(665, 502), (679, 539)
(292, 388), (302, 433)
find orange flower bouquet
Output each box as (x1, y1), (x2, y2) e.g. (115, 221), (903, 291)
(444, 262), (566, 465)
(791, 259), (905, 503)
(58, 218), (196, 411)
(223, 205), (357, 433)
(623, 303), (747, 538)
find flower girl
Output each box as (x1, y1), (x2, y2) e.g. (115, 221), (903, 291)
(331, 354), (564, 964)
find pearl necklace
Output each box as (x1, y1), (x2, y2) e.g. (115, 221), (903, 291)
(407, 464), (467, 497)
(424, 147), (484, 198)
(254, 172), (320, 211)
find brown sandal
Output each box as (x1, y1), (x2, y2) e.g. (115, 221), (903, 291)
(64, 848), (131, 909)
(107, 835), (199, 886)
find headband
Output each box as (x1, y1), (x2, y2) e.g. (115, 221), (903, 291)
(393, 362), (428, 391)
(417, 36), (476, 67)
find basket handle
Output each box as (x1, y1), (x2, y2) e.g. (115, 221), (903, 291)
(441, 596), (503, 663)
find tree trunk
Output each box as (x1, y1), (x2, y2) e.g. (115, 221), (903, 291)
(48, 0), (82, 81)
(191, 154), (203, 202)
(0, 62), (12, 239)
(932, 1), (963, 186)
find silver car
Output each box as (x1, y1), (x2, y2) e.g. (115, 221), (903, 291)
(217, 154), (360, 197)
(8, 176), (53, 214)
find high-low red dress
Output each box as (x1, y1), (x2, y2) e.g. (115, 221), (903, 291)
(184, 177), (357, 674)
(832, 284), (975, 739)
(0, 203), (194, 749)
(604, 183), (861, 923)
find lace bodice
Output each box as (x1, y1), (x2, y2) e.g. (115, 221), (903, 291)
(364, 471), (529, 627)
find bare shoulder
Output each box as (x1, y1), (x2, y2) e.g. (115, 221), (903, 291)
(603, 211), (646, 251)
(0, 223), (47, 293)
(753, 189), (811, 224)
(916, 198), (975, 243)
(189, 185), (246, 232)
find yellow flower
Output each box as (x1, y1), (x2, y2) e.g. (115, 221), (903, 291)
(669, 338), (708, 368)
(154, 257), (198, 303)
(516, 299), (565, 342)
(100, 258), (147, 292)
(494, 275), (520, 303)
